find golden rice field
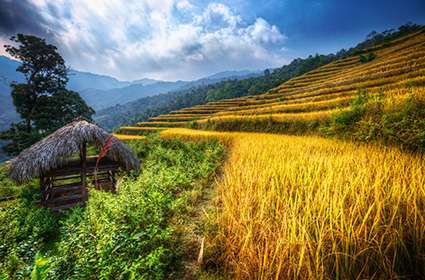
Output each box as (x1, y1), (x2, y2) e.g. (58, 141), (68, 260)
(113, 31), (425, 278)
(112, 133), (146, 140)
(160, 128), (425, 279)
(112, 30), (424, 134)
(197, 86), (425, 128)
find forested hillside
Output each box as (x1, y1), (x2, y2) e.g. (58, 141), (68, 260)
(117, 25), (425, 152)
(98, 23), (423, 130)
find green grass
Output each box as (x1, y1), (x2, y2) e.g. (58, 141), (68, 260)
(0, 166), (18, 200)
(0, 136), (224, 279)
(197, 86), (425, 153)
(324, 87), (425, 151)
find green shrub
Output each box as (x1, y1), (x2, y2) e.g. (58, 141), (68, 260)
(187, 121), (197, 129)
(326, 87), (425, 152)
(0, 137), (224, 279)
(380, 93), (425, 150)
(0, 196), (59, 279)
(323, 89), (369, 136)
(359, 52), (376, 63)
(0, 166), (22, 200)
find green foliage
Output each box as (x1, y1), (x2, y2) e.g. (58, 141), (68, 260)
(31, 254), (51, 280)
(358, 23), (423, 50)
(326, 88), (425, 151)
(359, 52), (376, 63)
(0, 193), (59, 279)
(0, 165), (22, 199)
(0, 34), (94, 156)
(187, 121), (197, 129)
(0, 138), (224, 279)
(364, 93), (425, 150)
(4, 34), (68, 94)
(0, 122), (41, 156)
(328, 90), (369, 133)
(31, 90), (94, 131)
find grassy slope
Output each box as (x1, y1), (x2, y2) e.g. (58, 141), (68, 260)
(111, 32), (425, 278)
(119, 31), (425, 151)
(128, 28), (425, 280)
(0, 137), (224, 279)
(161, 128), (425, 279)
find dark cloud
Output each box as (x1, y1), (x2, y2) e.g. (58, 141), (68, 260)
(0, 0), (50, 38)
(181, 42), (203, 56)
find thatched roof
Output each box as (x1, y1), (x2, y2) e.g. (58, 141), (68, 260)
(9, 120), (140, 184)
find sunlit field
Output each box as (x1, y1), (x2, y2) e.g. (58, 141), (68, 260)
(112, 133), (146, 140)
(115, 30), (425, 278)
(1, 2), (424, 278)
(161, 128), (425, 279)
(113, 31), (424, 134)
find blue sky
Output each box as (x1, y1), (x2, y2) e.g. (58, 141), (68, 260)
(0, 0), (424, 81)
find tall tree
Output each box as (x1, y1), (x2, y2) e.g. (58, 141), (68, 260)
(0, 34), (94, 155)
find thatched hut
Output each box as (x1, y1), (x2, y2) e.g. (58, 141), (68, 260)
(8, 120), (140, 210)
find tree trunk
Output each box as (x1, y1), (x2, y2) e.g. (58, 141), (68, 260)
(26, 118), (31, 133)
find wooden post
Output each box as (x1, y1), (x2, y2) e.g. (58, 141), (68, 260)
(110, 170), (117, 193)
(80, 141), (88, 203)
(40, 174), (46, 207)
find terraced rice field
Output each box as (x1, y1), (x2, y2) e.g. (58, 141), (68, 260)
(113, 31), (425, 278)
(112, 134), (146, 140)
(119, 30), (425, 135)
(160, 128), (425, 279)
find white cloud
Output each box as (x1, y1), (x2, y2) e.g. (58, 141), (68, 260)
(247, 18), (286, 45)
(176, 0), (193, 10)
(197, 3), (241, 31)
(28, 0), (287, 80)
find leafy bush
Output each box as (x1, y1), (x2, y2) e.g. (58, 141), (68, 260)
(359, 52), (376, 63)
(325, 90), (369, 135)
(0, 165), (21, 200)
(0, 196), (59, 279)
(326, 87), (425, 151)
(0, 137), (224, 279)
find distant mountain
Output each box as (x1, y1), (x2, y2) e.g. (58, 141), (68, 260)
(67, 70), (132, 91)
(0, 54), (260, 127)
(179, 70), (262, 90)
(204, 70), (262, 80)
(80, 80), (189, 110)
(130, 78), (160, 86)
(95, 70), (268, 130)
(68, 71), (162, 91)
(0, 62), (258, 160)
(75, 70), (261, 110)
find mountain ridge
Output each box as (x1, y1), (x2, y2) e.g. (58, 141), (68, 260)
(0, 55), (262, 134)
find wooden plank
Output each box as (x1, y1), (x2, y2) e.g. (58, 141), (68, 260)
(47, 161), (119, 178)
(47, 193), (83, 206)
(52, 171), (110, 182)
(36, 151), (123, 209)
(47, 184), (82, 196)
(52, 174), (85, 182)
(80, 141), (88, 203)
(52, 202), (84, 211)
(0, 195), (17, 202)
